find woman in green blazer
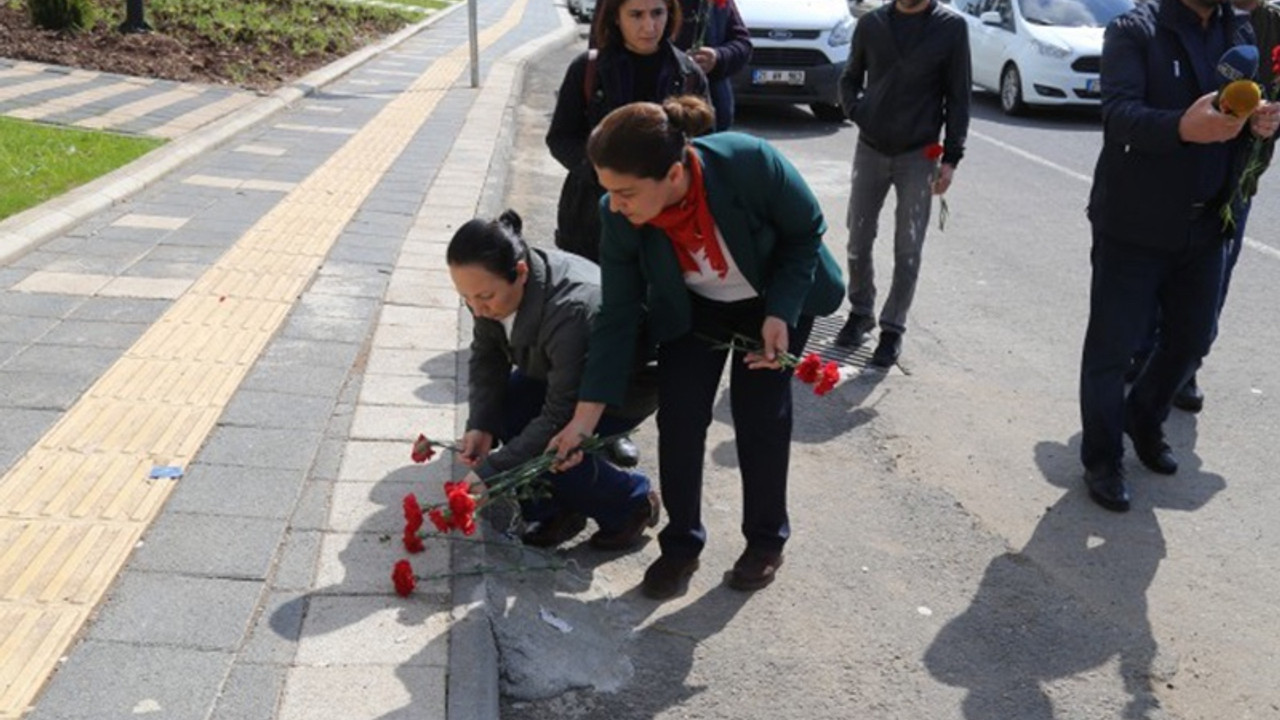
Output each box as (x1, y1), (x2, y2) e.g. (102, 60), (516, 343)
(549, 96), (844, 600)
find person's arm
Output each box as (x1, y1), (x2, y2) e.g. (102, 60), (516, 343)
(705, 0), (752, 82)
(577, 199), (646, 408)
(466, 322), (511, 442)
(1100, 19), (1189, 153)
(477, 307), (591, 479)
(838, 18), (868, 120)
(546, 52), (593, 171)
(941, 18), (971, 168)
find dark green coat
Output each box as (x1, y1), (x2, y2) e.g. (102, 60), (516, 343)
(580, 132), (845, 407)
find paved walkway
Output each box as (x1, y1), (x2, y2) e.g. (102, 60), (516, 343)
(0, 1), (572, 718)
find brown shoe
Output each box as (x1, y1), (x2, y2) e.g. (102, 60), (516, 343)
(520, 512), (587, 548)
(726, 549), (784, 591)
(641, 554), (699, 600)
(589, 491), (660, 551)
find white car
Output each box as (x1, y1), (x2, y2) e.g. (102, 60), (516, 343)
(567, 0), (596, 23)
(951, 0), (1133, 114)
(730, 0), (856, 122)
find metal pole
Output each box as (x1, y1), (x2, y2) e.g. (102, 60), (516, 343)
(468, 0), (480, 88)
(118, 0), (152, 33)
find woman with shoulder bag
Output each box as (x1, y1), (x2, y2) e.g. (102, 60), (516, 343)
(546, 0), (711, 262)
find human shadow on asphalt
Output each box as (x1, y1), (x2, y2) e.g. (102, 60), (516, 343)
(923, 430), (1223, 719)
(707, 367), (886, 467)
(413, 349), (464, 405)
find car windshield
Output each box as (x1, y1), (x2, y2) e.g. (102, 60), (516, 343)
(1018, 0), (1131, 27)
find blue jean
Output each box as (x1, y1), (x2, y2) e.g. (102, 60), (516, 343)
(501, 372), (650, 533)
(1079, 231), (1226, 472)
(654, 295), (815, 559)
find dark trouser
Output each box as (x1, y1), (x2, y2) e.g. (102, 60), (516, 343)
(654, 295), (814, 559)
(1079, 230), (1226, 473)
(502, 372), (650, 533)
(1133, 199), (1248, 363)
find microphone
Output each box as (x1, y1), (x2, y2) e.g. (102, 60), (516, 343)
(1216, 45), (1262, 118)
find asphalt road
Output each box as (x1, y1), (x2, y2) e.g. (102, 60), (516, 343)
(493, 28), (1280, 720)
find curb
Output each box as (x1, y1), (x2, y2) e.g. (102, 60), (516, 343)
(0, 0), (468, 266)
(445, 9), (580, 720)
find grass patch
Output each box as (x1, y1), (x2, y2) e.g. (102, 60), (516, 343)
(0, 118), (162, 221)
(380, 0), (450, 11)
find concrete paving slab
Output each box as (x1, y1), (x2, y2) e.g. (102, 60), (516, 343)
(197, 426), (324, 471)
(163, 463), (305, 519)
(131, 512), (286, 579)
(240, 362), (353, 400)
(271, 531), (323, 591)
(25, 641), (232, 720)
(350, 404), (455, 442)
(209, 663), (288, 720)
(0, 370), (89, 409)
(0, 291), (83, 317)
(122, 259), (210, 279)
(290, 479), (335, 532)
(12, 271), (113, 296)
(97, 275), (193, 299)
(86, 572), (263, 650)
(39, 319), (149, 349)
(359, 373), (457, 407)
(295, 595), (450, 667)
(63, 296), (169, 323)
(4, 343), (118, 377)
(314, 531), (450, 595)
(218, 390), (336, 432)
(339, 440), (423, 482)
(278, 664), (445, 720)
(0, 315), (57, 343)
(0, 407), (58, 471)
(239, 591), (307, 665)
(327, 480), (421, 533)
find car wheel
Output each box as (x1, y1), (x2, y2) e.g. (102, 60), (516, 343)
(1000, 64), (1026, 116)
(810, 102), (846, 123)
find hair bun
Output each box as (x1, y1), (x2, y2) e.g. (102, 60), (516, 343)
(662, 95), (715, 138)
(496, 209), (523, 237)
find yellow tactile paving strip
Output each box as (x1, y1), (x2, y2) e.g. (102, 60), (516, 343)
(0, 1), (526, 716)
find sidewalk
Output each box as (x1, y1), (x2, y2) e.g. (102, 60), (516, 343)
(0, 1), (574, 718)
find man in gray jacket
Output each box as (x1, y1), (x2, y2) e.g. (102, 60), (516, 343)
(834, 0), (970, 367)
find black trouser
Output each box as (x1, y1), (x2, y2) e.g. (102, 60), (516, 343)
(655, 294), (814, 559)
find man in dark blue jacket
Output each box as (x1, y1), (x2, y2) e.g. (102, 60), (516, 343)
(1080, 0), (1280, 512)
(833, 0), (970, 368)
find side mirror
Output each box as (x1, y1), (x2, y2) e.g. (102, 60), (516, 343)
(980, 10), (1004, 25)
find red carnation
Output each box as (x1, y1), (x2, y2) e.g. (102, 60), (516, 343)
(794, 353), (823, 384)
(392, 559), (417, 597)
(446, 482), (477, 517)
(411, 434), (435, 463)
(403, 529), (425, 553)
(923, 143), (944, 162)
(714, 0), (727, 7)
(813, 361), (841, 396)
(428, 507), (450, 533)
(403, 493), (424, 534)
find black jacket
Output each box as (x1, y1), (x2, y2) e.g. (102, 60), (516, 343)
(838, 0), (970, 165)
(673, 0), (752, 130)
(545, 42), (708, 261)
(1088, 0), (1254, 248)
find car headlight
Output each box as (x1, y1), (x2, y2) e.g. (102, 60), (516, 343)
(1031, 38), (1071, 59)
(829, 16), (855, 46)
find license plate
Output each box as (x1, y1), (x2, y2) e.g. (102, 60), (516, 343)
(1085, 78), (1100, 93)
(752, 69), (806, 86)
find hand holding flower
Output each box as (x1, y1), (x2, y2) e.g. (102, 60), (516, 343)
(1249, 101), (1280, 139)
(744, 316), (789, 370)
(458, 430), (493, 468)
(546, 402), (607, 471)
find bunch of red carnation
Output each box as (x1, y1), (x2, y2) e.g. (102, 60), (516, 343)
(793, 353), (841, 396)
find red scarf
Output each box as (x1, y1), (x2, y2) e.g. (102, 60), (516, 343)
(647, 152), (729, 279)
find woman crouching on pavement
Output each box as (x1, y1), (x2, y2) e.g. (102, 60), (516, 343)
(447, 210), (659, 550)
(548, 97), (845, 599)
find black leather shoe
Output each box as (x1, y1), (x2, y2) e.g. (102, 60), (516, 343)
(602, 436), (640, 468)
(641, 554), (699, 600)
(1171, 375), (1204, 413)
(589, 491), (659, 551)
(1084, 467), (1131, 512)
(726, 548), (784, 591)
(1124, 412), (1178, 475)
(869, 331), (902, 368)
(520, 512), (587, 548)
(834, 313), (875, 348)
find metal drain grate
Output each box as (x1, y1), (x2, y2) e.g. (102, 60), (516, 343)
(804, 314), (874, 369)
